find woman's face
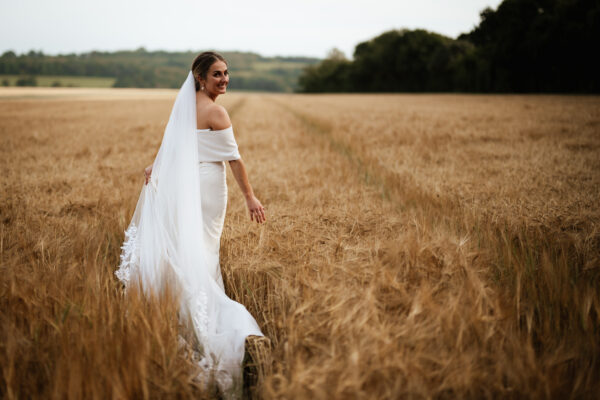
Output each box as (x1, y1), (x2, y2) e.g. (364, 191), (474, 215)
(201, 60), (229, 95)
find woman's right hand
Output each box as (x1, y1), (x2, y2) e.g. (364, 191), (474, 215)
(144, 164), (153, 185)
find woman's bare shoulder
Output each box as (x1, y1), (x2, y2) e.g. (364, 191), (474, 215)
(207, 104), (231, 130)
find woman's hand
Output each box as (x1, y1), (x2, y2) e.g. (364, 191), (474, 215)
(144, 164), (153, 185)
(228, 159), (265, 223)
(246, 195), (266, 223)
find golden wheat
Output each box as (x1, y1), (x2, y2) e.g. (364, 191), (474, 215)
(1, 89), (598, 399)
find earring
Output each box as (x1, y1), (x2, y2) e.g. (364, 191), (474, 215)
(200, 85), (204, 90)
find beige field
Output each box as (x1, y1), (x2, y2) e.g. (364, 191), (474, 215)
(0, 89), (599, 399)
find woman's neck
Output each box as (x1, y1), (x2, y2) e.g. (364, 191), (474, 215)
(197, 90), (218, 102)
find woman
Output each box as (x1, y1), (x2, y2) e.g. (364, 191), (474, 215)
(115, 52), (265, 399)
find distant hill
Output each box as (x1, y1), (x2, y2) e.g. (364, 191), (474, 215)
(0, 48), (320, 92)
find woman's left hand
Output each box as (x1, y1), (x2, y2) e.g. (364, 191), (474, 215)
(246, 195), (266, 223)
(144, 164), (153, 185)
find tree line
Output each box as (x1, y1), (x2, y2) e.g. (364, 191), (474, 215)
(299, 0), (600, 93)
(0, 48), (317, 92)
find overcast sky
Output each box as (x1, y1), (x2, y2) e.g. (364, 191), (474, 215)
(1, 0), (503, 59)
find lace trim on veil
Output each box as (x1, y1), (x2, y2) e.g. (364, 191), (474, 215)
(115, 224), (138, 286)
(115, 223), (211, 337)
(114, 225), (224, 390)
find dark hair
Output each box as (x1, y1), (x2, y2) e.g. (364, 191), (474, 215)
(191, 51), (227, 92)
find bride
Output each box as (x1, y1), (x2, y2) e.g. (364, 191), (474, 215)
(115, 51), (266, 398)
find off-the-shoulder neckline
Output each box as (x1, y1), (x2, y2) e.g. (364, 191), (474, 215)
(196, 125), (233, 132)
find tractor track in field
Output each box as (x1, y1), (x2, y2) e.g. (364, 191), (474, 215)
(267, 98), (391, 199)
(266, 97), (454, 218)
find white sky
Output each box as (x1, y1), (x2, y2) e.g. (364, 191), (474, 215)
(0, 0), (503, 59)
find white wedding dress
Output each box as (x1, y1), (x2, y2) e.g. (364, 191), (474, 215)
(196, 126), (243, 291)
(115, 72), (263, 399)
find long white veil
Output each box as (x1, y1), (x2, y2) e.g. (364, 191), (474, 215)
(115, 71), (262, 398)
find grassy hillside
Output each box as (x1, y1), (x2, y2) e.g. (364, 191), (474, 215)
(0, 49), (320, 92)
(0, 75), (116, 88)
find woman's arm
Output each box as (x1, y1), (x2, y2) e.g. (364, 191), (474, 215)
(228, 159), (266, 223)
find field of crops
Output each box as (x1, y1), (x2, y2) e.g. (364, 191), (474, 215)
(1, 89), (598, 399)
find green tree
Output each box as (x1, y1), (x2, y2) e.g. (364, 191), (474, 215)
(297, 0), (600, 93)
(463, 0), (600, 92)
(298, 48), (352, 92)
(15, 75), (37, 86)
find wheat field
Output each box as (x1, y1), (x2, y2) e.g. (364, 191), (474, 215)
(0, 89), (599, 399)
